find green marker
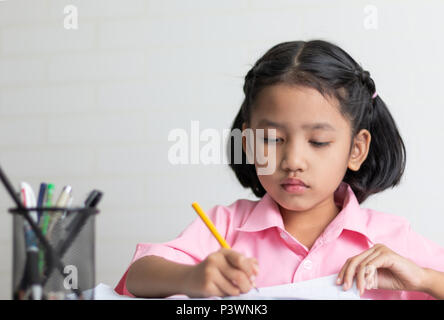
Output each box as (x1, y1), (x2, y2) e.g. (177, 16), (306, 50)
(41, 183), (54, 236)
(38, 183), (54, 275)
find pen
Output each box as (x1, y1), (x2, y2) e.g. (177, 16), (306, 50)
(191, 202), (259, 292)
(61, 195), (73, 220)
(21, 183), (38, 222)
(20, 182), (42, 300)
(36, 183), (47, 224)
(83, 189), (102, 208)
(40, 183), (54, 236)
(46, 185), (72, 238)
(38, 183), (54, 275)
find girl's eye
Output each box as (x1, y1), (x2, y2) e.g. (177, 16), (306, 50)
(263, 137), (282, 143)
(262, 138), (330, 147)
(310, 141), (330, 147)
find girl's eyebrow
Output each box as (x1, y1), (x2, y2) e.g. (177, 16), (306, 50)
(256, 119), (336, 131)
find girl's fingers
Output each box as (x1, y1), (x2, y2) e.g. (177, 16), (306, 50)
(220, 251), (255, 293)
(341, 246), (378, 291)
(337, 258), (351, 285)
(219, 265), (252, 294)
(214, 267), (242, 296)
(356, 251), (380, 296)
(362, 254), (392, 288)
(205, 281), (225, 298)
(224, 249), (259, 279)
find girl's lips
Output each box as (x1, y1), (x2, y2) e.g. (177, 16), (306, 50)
(281, 184), (309, 194)
(281, 178), (308, 187)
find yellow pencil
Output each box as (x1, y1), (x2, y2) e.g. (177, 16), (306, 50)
(191, 202), (230, 249)
(191, 201), (259, 292)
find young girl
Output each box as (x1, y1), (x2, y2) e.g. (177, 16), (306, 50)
(115, 40), (444, 300)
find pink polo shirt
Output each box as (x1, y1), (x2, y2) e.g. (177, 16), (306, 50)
(115, 181), (444, 299)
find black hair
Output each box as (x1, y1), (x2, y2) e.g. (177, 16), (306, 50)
(227, 40), (406, 204)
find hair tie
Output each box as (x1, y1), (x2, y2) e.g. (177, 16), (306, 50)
(372, 92), (378, 99)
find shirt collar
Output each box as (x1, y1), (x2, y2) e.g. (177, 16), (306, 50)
(235, 192), (285, 233)
(323, 181), (375, 245)
(235, 181), (375, 245)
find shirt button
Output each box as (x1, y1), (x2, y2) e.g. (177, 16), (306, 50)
(303, 259), (313, 270)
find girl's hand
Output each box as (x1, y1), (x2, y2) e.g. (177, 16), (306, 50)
(337, 244), (428, 296)
(183, 248), (259, 298)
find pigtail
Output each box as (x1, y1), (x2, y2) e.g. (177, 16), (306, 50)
(344, 93), (407, 203)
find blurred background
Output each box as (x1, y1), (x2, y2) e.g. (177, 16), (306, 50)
(0, 0), (443, 299)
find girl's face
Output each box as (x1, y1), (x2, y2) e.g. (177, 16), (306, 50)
(242, 84), (370, 213)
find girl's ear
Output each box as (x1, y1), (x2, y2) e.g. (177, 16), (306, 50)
(348, 129), (371, 171)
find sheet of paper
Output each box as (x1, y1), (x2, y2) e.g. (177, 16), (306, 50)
(86, 283), (146, 300)
(234, 274), (363, 300)
(91, 274), (364, 300)
(90, 283), (194, 300)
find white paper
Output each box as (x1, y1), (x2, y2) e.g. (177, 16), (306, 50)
(91, 274), (365, 300)
(86, 283), (144, 300)
(233, 274), (363, 300)
(89, 283), (192, 300)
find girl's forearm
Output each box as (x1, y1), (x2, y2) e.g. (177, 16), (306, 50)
(423, 268), (444, 299)
(125, 255), (193, 298)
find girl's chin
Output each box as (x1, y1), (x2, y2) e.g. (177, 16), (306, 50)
(274, 195), (310, 211)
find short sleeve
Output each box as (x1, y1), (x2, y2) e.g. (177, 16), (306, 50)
(114, 204), (235, 296)
(406, 225), (444, 272)
(403, 224), (444, 300)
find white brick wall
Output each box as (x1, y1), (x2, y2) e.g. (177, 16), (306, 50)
(0, 85), (95, 114)
(1, 22), (96, 54)
(0, 0), (50, 26)
(48, 0), (149, 19)
(0, 0), (444, 300)
(0, 57), (48, 86)
(48, 52), (148, 82)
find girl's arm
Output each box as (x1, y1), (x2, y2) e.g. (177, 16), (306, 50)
(126, 249), (259, 298)
(126, 255), (193, 298)
(423, 268), (444, 299)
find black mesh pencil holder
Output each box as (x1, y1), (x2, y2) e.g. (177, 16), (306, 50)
(10, 206), (98, 300)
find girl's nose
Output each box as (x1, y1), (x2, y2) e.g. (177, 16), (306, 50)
(280, 142), (307, 172)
